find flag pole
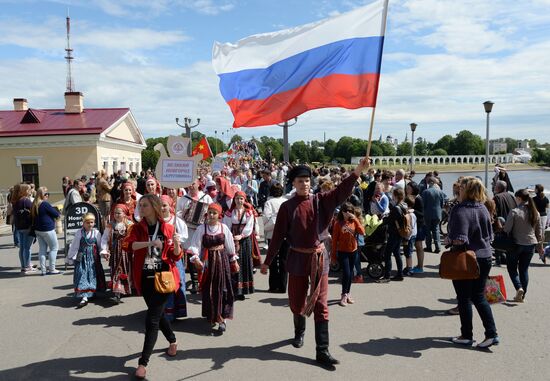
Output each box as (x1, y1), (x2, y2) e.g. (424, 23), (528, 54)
(365, 0), (389, 160)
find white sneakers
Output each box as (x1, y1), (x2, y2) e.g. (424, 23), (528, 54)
(514, 288), (525, 303)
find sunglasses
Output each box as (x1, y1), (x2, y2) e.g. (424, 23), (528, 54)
(44, 192), (50, 196)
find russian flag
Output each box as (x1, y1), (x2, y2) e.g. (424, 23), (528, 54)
(212, 0), (388, 128)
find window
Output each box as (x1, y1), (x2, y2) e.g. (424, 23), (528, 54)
(22, 163), (39, 186)
(113, 161), (118, 173)
(103, 161), (108, 171)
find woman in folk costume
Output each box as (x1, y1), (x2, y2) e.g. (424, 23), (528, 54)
(115, 181), (140, 222)
(188, 203), (239, 334)
(160, 195), (189, 321)
(68, 213), (106, 308)
(223, 191), (255, 300)
(144, 176), (162, 197)
(100, 204), (134, 304)
(215, 176), (235, 214)
(122, 194), (182, 380)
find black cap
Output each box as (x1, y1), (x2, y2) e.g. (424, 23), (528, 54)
(287, 165), (311, 184)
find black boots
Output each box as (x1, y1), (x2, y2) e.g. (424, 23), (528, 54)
(292, 314), (306, 348)
(315, 321), (339, 366)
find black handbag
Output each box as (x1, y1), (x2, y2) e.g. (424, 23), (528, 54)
(492, 231), (515, 252)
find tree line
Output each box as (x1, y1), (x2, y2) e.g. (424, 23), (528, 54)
(141, 130), (544, 169)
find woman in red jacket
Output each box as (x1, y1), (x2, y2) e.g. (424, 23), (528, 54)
(123, 194), (182, 380)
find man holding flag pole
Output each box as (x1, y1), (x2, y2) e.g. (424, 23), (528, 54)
(212, 0), (389, 367)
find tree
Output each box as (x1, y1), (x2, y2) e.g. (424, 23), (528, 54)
(368, 142), (383, 156)
(230, 134), (243, 144)
(449, 130), (484, 155)
(142, 149), (160, 171)
(323, 139), (336, 160)
(432, 148), (448, 156)
(504, 137), (518, 153)
(379, 142), (396, 156)
(335, 137), (355, 163)
(396, 141), (412, 156)
(207, 137), (226, 155)
(414, 137), (429, 156)
(433, 134), (453, 153)
(528, 139), (538, 148)
(531, 148), (550, 166)
(290, 141), (309, 163)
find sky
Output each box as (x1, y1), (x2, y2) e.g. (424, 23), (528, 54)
(1, 0), (550, 145)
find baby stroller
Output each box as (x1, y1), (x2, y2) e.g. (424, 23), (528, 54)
(360, 223), (387, 279)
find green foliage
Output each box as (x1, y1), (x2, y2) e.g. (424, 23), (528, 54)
(449, 130), (484, 155)
(433, 135), (453, 153)
(230, 134), (243, 144)
(207, 137), (226, 155)
(504, 138), (518, 153)
(290, 141), (309, 163)
(142, 149), (160, 171)
(396, 141), (412, 156)
(415, 138), (429, 156)
(432, 148), (448, 156)
(531, 148), (550, 166)
(323, 139), (337, 158)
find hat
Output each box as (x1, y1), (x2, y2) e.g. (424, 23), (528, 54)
(207, 203), (223, 215)
(287, 165), (311, 183)
(206, 180), (216, 188)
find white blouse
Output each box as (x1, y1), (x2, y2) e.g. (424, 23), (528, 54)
(68, 228), (102, 260)
(222, 209), (254, 238)
(188, 223), (236, 262)
(162, 215), (189, 245)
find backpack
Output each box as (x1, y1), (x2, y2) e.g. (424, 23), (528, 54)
(395, 206), (412, 239)
(14, 204), (32, 230)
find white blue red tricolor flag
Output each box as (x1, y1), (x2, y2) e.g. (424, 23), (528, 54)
(212, 0), (388, 128)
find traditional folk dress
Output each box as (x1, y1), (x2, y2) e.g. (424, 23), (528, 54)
(100, 220), (133, 297)
(163, 214), (189, 321)
(188, 223), (236, 323)
(68, 228), (106, 299)
(223, 208), (255, 297)
(176, 192), (213, 292)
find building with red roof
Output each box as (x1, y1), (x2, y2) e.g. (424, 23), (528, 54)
(0, 92), (146, 201)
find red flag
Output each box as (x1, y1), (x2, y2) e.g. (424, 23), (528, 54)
(192, 136), (213, 160)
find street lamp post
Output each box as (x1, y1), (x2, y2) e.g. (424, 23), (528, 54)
(483, 101), (494, 189)
(277, 117), (298, 162)
(175, 117), (200, 155)
(410, 123), (417, 172)
(214, 130), (218, 156)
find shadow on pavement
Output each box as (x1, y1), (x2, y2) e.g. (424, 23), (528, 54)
(22, 296), (76, 309)
(176, 339), (320, 379)
(73, 310), (145, 333)
(341, 336), (471, 358)
(437, 298), (457, 305)
(171, 316), (223, 336)
(0, 353), (139, 381)
(257, 297), (289, 307)
(0, 266), (24, 279)
(365, 306), (448, 319)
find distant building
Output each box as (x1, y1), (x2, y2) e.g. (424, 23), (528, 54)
(0, 93), (146, 201)
(386, 135), (398, 148)
(517, 140), (530, 150)
(490, 141), (507, 154)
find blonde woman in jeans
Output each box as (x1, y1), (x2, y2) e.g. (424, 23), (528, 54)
(503, 189), (544, 302)
(446, 178), (499, 349)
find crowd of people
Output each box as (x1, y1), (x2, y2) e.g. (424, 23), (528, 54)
(5, 153), (549, 378)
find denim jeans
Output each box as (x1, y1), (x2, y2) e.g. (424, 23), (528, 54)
(507, 244), (535, 296)
(452, 257), (497, 340)
(36, 230), (59, 272)
(353, 247), (363, 276)
(424, 218), (441, 251)
(403, 236), (416, 258)
(384, 234), (403, 278)
(17, 229), (33, 269)
(337, 251), (356, 294)
(13, 225), (19, 246)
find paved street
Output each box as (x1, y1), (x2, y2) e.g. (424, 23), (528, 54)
(0, 227), (548, 381)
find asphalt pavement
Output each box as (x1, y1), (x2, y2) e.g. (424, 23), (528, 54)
(0, 226), (548, 381)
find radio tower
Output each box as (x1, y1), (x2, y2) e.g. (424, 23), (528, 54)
(65, 10), (74, 92)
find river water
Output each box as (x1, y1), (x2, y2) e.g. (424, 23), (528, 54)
(415, 169), (550, 197)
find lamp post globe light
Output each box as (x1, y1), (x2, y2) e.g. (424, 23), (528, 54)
(409, 123), (417, 172)
(175, 116), (200, 155)
(214, 130), (218, 156)
(483, 101), (494, 189)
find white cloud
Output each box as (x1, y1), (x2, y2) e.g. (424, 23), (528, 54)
(0, 17), (189, 54)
